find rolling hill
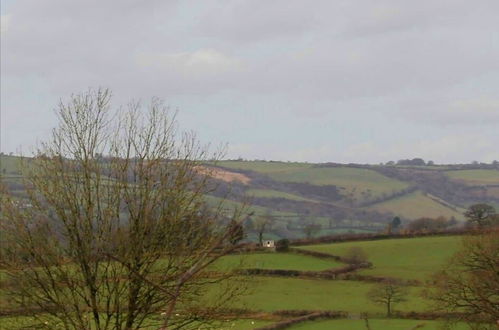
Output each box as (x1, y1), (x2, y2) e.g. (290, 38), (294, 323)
(2, 155), (498, 241)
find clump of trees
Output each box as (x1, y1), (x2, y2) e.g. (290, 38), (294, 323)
(276, 239), (290, 252)
(464, 203), (498, 228)
(427, 229), (499, 328)
(396, 158), (427, 166)
(406, 216), (456, 233)
(0, 89), (248, 329)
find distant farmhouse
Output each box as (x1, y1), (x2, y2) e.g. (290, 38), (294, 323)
(262, 240), (275, 250)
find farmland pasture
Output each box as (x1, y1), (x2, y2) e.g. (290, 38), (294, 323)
(246, 188), (317, 202)
(0, 155), (22, 175)
(446, 169), (499, 186)
(301, 236), (461, 281)
(218, 160), (313, 174)
(218, 162), (411, 202)
(0, 315), (271, 330)
(213, 252), (341, 271)
(266, 167), (409, 201)
(369, 190), (464, 220)
(0, 235), (470, 329)
(289, 318), (468, 330)
(235, 277), (426, 313)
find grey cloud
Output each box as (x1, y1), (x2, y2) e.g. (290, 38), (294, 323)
(400, 97), (499, 126)
(194, 0), (320, 43)
(2, 0), (498, 162)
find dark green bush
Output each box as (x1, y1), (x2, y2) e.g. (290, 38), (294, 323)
(276, 238), (290, 252)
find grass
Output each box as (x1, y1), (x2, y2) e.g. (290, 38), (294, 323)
(236, 277), (427, 313)
(194, 319), (272, 330)
(446, 169), (499, 186)
(267, 167), (409, 201)
(289, 318), (468, 330)
(219, 162), (410, 202)
(0, 315), (271, 330)
(203, 194), (272, 216)
(246, 189), (317, 202)
(369, 190), (465, 220)
(218, 160), (313, 174)
(0, 155), (22, 174)
(213, 252), (342, 271)
(301, 236), (461, 281)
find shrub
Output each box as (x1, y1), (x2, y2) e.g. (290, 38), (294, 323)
(276, 239), (290, 252)
(342, 246), (369, 265)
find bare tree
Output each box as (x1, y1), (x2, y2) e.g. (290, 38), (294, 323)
(426, 229), (499, 328)
(0, 88), (248, 330)
(254, 213), (272, 245)
(367, 281), (408, 317)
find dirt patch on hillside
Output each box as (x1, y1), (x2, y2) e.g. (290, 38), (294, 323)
(196, 166), (251, 184)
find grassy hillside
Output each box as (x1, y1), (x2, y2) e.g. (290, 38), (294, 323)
(0, 234), (468, 329)
(214, 252), (341, 271)
(289, 319), (467, 330)
(246, 188), (317, 202)
(218, 161), (411, 202)
(4, 155), (498, 241)
(266, 167), (409, 200)
(301, 235), (461, 280)
(446, 169), (499, 185)
(235, 277), (426, 313)
(218, 160), (313, 174)
(0, 154), (22, 176)
(369, 191), (465, 220)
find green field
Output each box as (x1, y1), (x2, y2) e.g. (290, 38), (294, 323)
(268, 167), (409, 200)
(289, 318), (467, 330)
(214, 252), (341, 271)
(204, 194), (272, 216)
(191, 318), (272, 330)
(218, 160), (313, 174)
(0, 155), (22, 176)
(0, 315), (271, 330)
(0, 235), (469, 329)
(218, 162), (410, 202)
(301, 236), (461, 281)
(236, 277), (426, 313)
(246, 188), (317, 202)
(446, 169), (499, 185)
(369, 191), (464, 220)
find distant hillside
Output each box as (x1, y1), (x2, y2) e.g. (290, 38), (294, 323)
(2, 155), (498, 240)
(204, 160), (499, 238)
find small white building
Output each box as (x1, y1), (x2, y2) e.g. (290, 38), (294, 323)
(262, 240), (275, 249)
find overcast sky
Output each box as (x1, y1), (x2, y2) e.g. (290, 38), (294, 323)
(1, 0), (498, 164)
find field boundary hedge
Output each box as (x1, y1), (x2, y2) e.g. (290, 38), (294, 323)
(237, 262), (370, 279)
(288, 247), (342, 261)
